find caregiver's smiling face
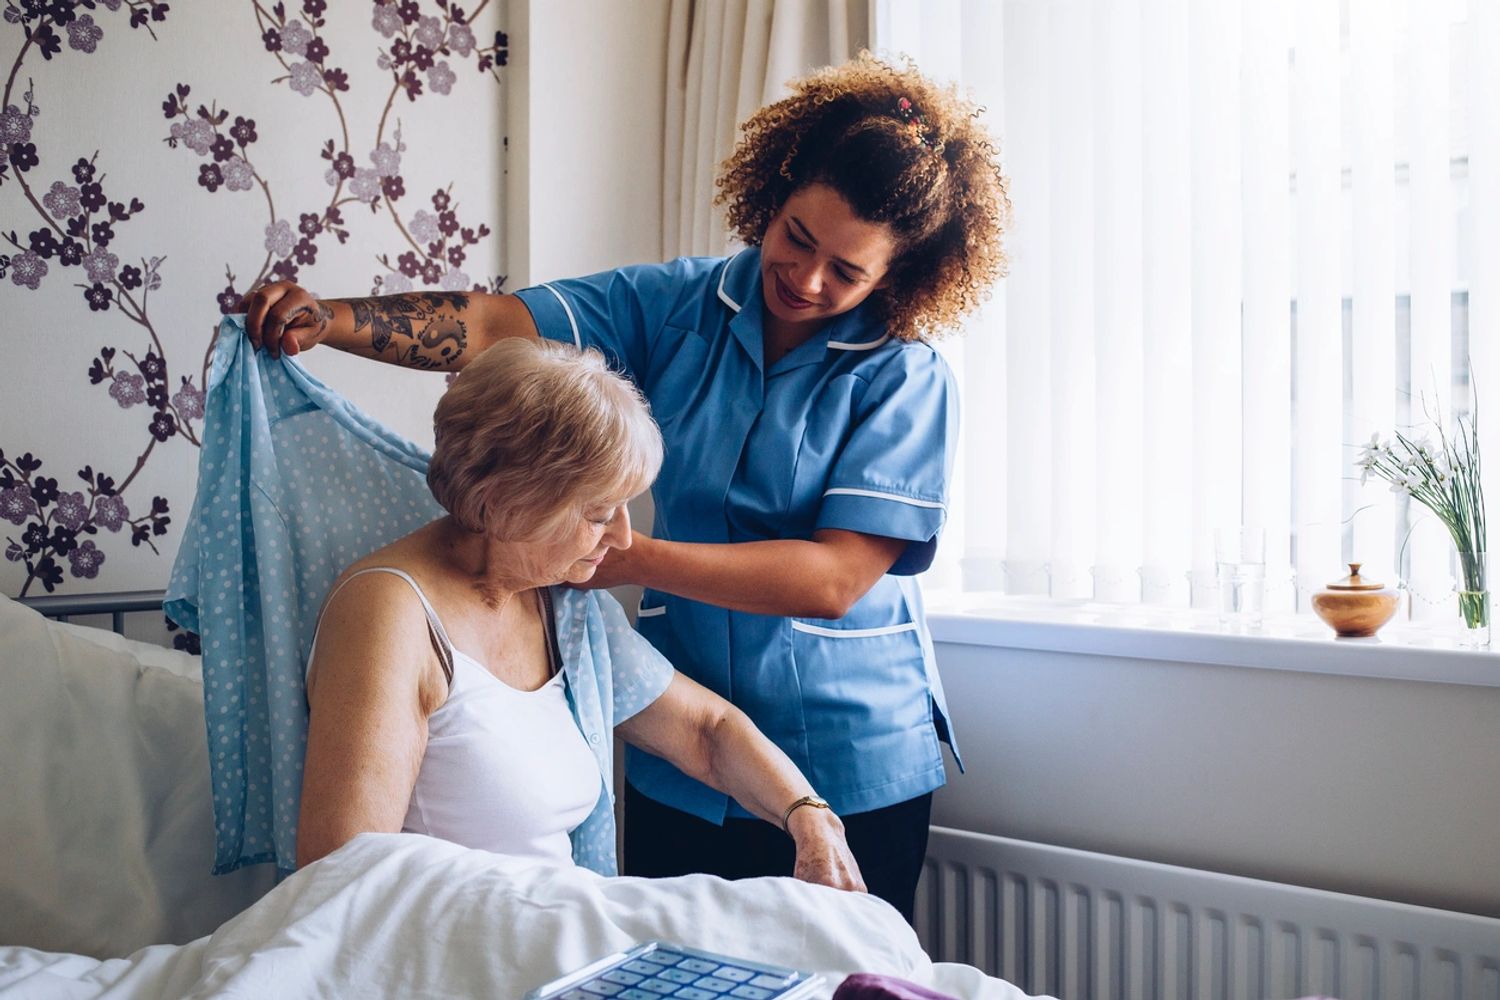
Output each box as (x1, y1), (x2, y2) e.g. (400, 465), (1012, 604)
(759, 182), (897, 331)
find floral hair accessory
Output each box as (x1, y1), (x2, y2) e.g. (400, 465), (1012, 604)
(895, 96), (938, 150)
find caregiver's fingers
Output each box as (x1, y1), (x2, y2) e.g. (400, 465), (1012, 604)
(245, 282), (322, 358)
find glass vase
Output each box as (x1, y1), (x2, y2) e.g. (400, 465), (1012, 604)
(1453, 550), (1490, 648)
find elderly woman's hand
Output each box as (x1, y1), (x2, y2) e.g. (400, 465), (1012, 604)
(787, 806), (866, 893)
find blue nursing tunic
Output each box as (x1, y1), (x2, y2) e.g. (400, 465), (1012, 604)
(514, 248), (963, 823)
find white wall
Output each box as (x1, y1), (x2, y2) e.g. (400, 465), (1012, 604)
(505, 0), (672, 287)
(930, 639), (1500, 918)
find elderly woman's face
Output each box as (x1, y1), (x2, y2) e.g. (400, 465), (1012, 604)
(515, 491), (636, 586)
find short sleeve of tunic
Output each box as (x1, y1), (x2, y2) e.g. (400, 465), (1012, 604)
(511, 259), (703, 382)
(815, 344), (959, 575)
(594, 589), (675, 723)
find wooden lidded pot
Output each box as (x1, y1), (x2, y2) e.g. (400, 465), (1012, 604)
(1311, 563), (1401, 637)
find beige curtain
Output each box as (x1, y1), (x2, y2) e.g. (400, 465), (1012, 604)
(662, 0), (871, 259)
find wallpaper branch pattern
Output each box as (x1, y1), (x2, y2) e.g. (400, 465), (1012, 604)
(0, 0), (506, 598)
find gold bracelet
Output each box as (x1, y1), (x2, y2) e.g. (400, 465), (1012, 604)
(780, 794), (831, 833)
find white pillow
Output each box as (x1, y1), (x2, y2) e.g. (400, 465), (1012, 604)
(0, 594), (275, 957)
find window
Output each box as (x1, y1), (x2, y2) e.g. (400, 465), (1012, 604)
(899, 0), (1499, 620)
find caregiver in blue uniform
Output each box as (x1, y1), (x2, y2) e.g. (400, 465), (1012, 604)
(245, 53), (1010, 921)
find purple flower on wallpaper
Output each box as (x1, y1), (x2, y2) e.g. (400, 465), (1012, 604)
(171, 117), (214, 156)
(9, 249), (47, 290)
(100, 0), (122, 10)
(10, 142), (39, 172)
(0, 105), (32, 146)
(371, 2), (401, 38)
(279, 19), (313, 58)
(229, 115), (257, 145)
(58, 238), (83, 266)
(66, 14), (103, 53)
(0, 485), (38, 525)
(264, 218), (295, 257)
(53, 491), (89, 532)
(447, 23), (476, 57)
(172, 379), (204, 420)
(427, 61), (456, 96)
(288, 60), (322, 97)
(79, 181), (105, 212)
(109, 371), (146, 408)
(370, 141), (401, 177)
(140, 351), (165, 380)
(82, 246), (119, 284)
(85, 282), (113, 311)
(349, 166), (380, 203)
(94, 493), (128, 532)
(68, 540), (104, 579)
(440, 268), (468, 291)
(28, 227), (58, 258)
(382, 271), (413, 293)
(408, 209), (438, 243)
(118, 264), (142, 289)
(414, 15), (443, 50)
(42, 180), (82, 219)
(222, 155), (254, 192)
(149, 412), (176, 442)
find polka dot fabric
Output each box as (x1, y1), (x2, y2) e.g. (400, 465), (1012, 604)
(166, 318), (674, 877)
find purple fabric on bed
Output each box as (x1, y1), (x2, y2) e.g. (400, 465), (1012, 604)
(833, 974), (959, 999)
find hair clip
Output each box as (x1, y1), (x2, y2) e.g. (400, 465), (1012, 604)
(895, 96), (937, 149)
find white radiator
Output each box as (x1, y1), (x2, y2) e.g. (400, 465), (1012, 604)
(915, 827), (1500, 1000)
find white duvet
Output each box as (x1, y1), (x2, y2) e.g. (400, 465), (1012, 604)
(0, 833), (1043, 1000)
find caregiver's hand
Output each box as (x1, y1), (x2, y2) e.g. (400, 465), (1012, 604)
(788, 808), (866, 893)
(245, 281), (334, 358)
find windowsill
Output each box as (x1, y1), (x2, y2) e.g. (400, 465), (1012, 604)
(924, 593), (1500, 689)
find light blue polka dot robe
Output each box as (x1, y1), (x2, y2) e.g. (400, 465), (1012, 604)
(166, 317), (673, 877)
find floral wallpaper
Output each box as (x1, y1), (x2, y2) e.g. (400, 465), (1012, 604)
(0, 0), (507, 599)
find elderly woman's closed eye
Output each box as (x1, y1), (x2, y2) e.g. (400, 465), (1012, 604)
(295, 338), (864, 894)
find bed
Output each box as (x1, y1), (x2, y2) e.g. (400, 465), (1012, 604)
(0, 590), (1041, 999)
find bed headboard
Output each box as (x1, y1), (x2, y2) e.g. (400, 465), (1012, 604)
(18, 590), (167, 637)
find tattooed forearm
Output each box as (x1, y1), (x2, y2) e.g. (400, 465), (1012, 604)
(346, 292), (470, 369)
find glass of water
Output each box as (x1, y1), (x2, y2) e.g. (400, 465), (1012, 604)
(1216, 527), (1266, 627)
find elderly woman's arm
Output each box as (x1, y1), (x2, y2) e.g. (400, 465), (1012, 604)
(296, 574), (446, 868)
(615, 674), (866, 893)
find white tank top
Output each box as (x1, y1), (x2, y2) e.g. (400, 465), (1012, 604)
(312, 568), (601, 865)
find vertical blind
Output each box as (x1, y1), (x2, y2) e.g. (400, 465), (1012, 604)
(905, 0), (1500, 616)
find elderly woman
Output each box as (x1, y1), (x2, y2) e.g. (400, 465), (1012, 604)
(296, 337), (863, 892)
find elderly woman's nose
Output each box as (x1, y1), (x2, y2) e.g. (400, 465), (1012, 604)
(605, 506), (633, 548)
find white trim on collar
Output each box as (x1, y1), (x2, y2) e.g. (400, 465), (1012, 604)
(539, 283), (581, 348)
(827, 334), (891, 351)
(716, 248), (750, 313)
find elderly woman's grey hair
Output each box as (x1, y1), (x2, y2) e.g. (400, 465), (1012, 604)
(427, 338), (663, 538)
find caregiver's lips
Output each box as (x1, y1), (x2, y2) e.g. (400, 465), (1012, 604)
(773, 273), (815, 310)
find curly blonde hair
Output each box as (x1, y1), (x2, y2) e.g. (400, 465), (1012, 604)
(716, 52), (1011, 343)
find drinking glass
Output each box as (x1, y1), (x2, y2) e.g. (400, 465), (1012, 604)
(1216, 527), (1266, 627)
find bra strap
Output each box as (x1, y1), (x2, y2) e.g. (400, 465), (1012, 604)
(312, 567), (456, 686)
